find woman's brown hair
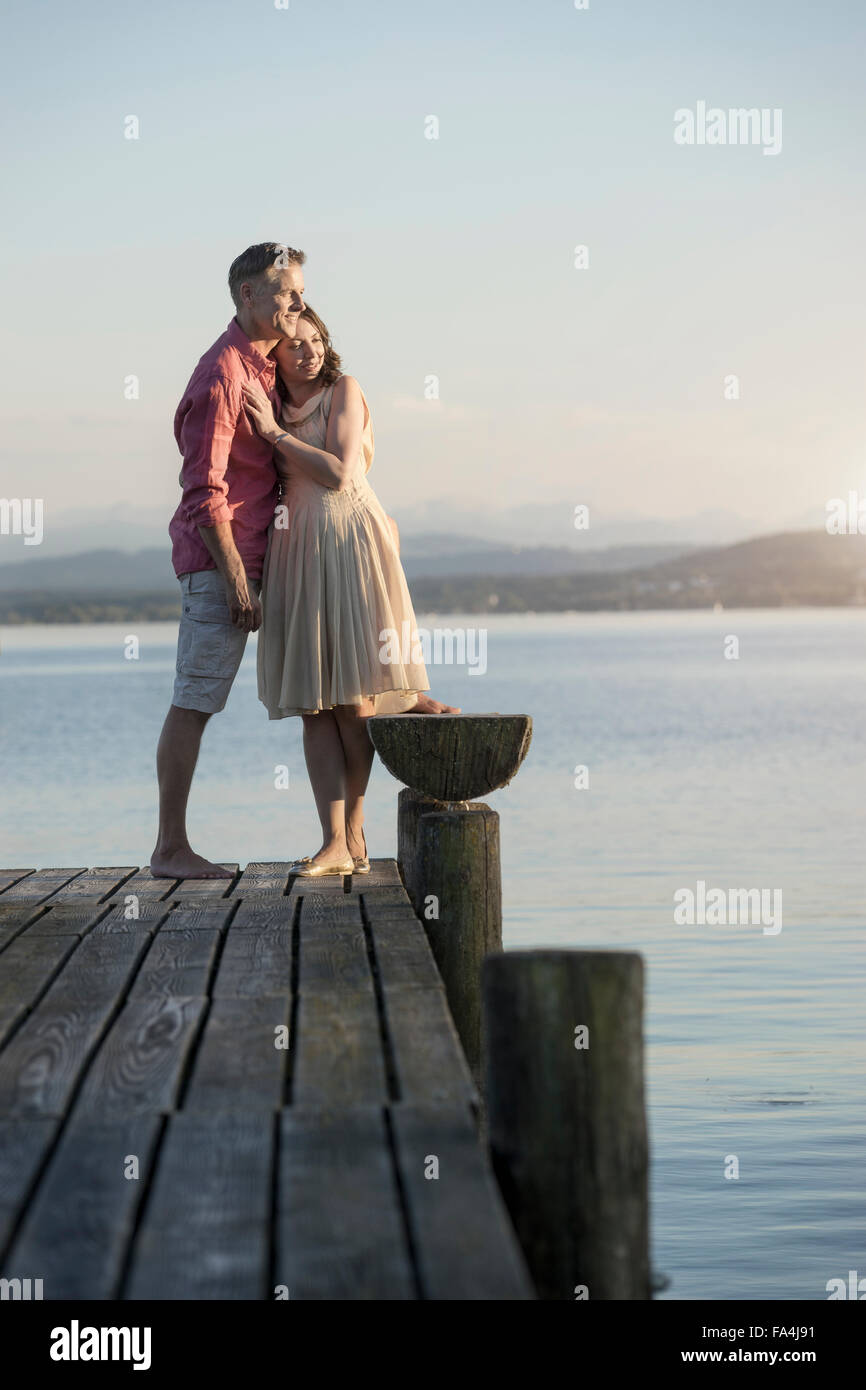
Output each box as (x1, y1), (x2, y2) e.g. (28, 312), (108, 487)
(276, 304), (342, 405)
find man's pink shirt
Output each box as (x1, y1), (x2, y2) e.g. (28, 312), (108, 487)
(169, 318), (280, 581)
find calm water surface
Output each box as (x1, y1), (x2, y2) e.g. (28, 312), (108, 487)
(1, 609), (864, 1300)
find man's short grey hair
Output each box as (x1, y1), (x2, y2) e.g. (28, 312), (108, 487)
(228, 243), (306, 307)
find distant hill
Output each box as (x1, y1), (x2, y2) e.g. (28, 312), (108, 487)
(0, 530), (863, 622)
(409, 531), (866, 612)
(399, 538), (694, 579)
(0, 539), (693, 593)
(0, 549), (175, 594)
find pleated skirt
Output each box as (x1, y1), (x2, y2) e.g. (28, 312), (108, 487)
(257, 484), (430, 719)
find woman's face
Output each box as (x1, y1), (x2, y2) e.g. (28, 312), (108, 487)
(276, 317), (325, 388)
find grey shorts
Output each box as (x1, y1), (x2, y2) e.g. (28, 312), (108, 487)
(172, 569), (261, 714)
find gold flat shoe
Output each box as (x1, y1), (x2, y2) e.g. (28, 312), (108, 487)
(290, 856), (354, 877)
(350, 831), (370, 874)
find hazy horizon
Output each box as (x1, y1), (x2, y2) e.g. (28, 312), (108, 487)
(0, 495), (800, 566)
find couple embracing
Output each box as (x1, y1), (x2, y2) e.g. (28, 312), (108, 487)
(150, 243), (458, 881)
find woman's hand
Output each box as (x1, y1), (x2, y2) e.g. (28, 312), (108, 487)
(242, 381), (281, 444)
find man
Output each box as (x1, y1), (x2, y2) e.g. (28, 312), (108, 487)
(151, 242), (457, 879)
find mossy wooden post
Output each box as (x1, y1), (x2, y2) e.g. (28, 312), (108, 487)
(368, 713), (533, 1081)
(482, 950), (649, 1301)
(396, 788), (445, 911)
(415, 805), (502, 1076)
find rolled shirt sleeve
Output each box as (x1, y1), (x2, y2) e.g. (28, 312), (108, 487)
(176, 377), (239, 527)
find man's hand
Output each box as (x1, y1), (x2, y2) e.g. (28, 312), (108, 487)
(242, 381), (281, 444)
(227, 581), (262, 632)
(196, 520), (261, 631)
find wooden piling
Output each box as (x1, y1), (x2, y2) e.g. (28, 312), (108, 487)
(396, 788), (445, 911)
(415, 806), (502, 1078)
(482, 949), (649, 1301)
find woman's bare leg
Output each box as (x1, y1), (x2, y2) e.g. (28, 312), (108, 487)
(333, 699), (376, 859)
(300, 710), (351, 864)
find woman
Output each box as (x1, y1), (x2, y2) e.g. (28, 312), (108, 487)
(242, 307), (444, 876)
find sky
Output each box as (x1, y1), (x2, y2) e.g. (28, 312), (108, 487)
(1, 0), (864, 555)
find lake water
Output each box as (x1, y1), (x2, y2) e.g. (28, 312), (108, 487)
(1, 609), (864, 1300)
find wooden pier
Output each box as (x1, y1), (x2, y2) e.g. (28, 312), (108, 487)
(0, 863), (534, 1300)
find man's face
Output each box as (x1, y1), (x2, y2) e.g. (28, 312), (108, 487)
(241, 264), (305, 341)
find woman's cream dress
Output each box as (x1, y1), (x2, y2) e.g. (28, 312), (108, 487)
(257, 378), (429, 718)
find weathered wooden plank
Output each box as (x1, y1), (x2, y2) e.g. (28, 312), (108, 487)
(363, 893), (422, 919)
(227, 899), (294, 933)
(88, 900), (174, 935)
(23, 901), (115, 936)
(225, 893), (293, 920)
(0, 869), (87, 904)
(363, 902), (422, 918)
(125, 1112), (273, 1299)
(74, 995), (208, 1119)
(181, 996), (290, 1112)
(127, 929), (220, 999)
(389, 1103), (534, 1300)
(0, 933), (152, 1117)
(362, 889), (418, 912)
(360, 884), (415, 906)
(371, 883), (415, 902)
(300, 892), (365, 925)
(0, 935), (80, 1047)
(287, 873), (350, 899)
(48, 869), (138, 902)
(0, 1117), (60, 1252)
(366, 916), (448, 992)
(101, 869), (180, 901)
(0, 859), (526, 1303)
(228, 862), (293, 896)
(0, 904), (49, 952)
(0, 902), (46, 925)
(275, 1105), (414, 1300)
(212, 926), (292, 997)
(292, 990), (387, 1107)
(0, 871), (36, 895)
(299, 895), (371, 993)
(300, 927), (371, 993)
(2, 1115), (162, 1299)
(383, 988), (478, 1107)
(346, 859), (403, 890)
(298, 893), (363, 923)
(168, 866), (239, 902)
(367, 907), (429, 928)
(158, 903), (237, 932)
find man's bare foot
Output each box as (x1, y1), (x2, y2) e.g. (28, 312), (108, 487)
(149, 848), (234, 879)
(411, 693), (461, 714)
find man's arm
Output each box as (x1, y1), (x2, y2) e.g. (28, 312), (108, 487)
(196, 521), (261, 632)
(177, 377), (261, 630)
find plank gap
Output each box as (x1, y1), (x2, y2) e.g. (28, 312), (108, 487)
(359, 896), (401, 1104)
